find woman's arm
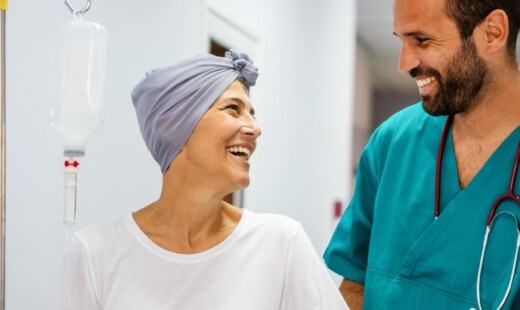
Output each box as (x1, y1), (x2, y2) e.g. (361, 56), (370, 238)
(53, 236), (99, 309)
(281, 225), (348, 309)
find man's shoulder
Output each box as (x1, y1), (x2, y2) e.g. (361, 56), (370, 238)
(360, 102), (446, 173)
(372, 102), (442, 143)
(379, 102), (429, 132)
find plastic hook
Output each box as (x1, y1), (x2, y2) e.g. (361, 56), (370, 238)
(64, 0), (91, 16)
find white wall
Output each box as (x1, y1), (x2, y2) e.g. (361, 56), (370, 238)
(351, 42), (374, 192)
(210, 0), (357, 254)
(6, 0), (356, 308)
(6, 1), (204, 308)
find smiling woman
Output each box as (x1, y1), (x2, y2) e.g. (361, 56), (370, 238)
(54, 50), (348, 310)
(177, 80), (260, 193)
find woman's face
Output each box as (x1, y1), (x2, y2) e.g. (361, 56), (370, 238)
(178, 80), (261, 193)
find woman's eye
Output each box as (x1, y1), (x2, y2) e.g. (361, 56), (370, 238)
(225, 104), (239, 112)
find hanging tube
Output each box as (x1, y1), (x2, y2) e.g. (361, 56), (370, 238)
(64, 157), (79, 226)
(0, 2), (7, 309)
(63, 143), (84, 231)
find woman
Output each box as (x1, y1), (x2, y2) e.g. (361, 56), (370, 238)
(57, 50), (347, 309)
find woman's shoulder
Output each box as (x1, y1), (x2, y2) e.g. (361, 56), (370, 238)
(242, 209), (301, 238)
(71, 215), (132, 249)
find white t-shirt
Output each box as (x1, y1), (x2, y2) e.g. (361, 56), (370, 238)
(55, 210), (347, 309)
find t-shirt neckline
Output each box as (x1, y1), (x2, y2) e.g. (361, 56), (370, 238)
(125, 209), (250, 263)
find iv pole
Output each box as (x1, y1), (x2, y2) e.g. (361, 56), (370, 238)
(0, 0), (7, 309)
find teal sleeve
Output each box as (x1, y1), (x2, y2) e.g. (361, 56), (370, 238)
(323, 125), (386, 285)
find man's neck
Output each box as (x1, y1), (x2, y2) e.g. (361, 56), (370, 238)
(451, 68), (520, 189)
(454, 69), (520, 141)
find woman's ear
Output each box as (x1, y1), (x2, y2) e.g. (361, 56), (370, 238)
(478, 9), (509, 55)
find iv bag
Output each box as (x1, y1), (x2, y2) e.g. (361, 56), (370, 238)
(50, 16), (108, 148)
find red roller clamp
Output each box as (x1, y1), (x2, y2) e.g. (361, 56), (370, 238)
(64, 160), (80, 168)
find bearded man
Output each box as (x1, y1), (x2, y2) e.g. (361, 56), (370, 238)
(325, 0), (520, 309)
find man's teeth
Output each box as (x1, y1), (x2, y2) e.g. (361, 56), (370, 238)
(416, 77), (436, 88)
(227, 146), (251, 160)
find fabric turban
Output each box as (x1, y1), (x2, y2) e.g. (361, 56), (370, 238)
(131, 49), (259, 174)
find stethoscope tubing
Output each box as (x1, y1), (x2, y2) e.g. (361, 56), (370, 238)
(434, 115), (520, 309)
(477, 212), (520, 310)
(486, 143), (520, 227)
(434, 115), (453, 219)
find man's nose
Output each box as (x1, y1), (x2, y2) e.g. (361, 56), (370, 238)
(398, 44), (420, 74)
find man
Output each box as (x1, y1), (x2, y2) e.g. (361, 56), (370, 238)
(324, 0), (520, 308)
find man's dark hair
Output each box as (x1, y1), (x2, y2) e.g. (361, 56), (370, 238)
(445, 0), (520, 64)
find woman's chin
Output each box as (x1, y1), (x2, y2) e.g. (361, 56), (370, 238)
(233, 176), (250, 190)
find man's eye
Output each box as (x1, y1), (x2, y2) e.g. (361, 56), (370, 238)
(416, 37), (429, 44)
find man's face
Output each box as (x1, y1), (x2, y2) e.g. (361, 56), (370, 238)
(411, 38), (489, 116)
(393, 0), (489, 116)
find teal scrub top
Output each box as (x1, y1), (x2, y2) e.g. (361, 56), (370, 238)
(324, 103), (520, 309)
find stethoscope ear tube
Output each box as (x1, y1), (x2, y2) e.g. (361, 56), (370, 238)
(476, 212), (520, 310)
(434, 115), (453, 219)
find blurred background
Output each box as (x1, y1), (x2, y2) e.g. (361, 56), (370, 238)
(5, 0), (421, 308)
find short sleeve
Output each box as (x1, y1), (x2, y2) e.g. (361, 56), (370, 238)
(53, 235), (99, 310)
(281, 225), (348, 310)
(323, 125), (384, 285)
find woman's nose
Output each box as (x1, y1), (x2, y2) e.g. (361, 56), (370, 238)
(241, 117), (261, 138)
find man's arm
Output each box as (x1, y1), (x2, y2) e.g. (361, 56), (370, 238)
(339, 278), (364, 310)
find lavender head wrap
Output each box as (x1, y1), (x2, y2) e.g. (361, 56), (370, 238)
(131, 49), (258, 173)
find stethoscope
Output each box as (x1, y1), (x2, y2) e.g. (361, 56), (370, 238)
(435, 115), (520, 310)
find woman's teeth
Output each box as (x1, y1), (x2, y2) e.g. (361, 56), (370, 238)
(227, 146), (251, 160)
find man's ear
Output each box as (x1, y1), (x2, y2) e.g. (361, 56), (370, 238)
(477, 9), (509, 55)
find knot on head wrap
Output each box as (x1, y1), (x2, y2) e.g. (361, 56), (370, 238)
(225, 49), (258, 87)
(131, 49), (258, 174)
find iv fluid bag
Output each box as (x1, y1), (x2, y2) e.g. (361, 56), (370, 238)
(50, 17), (108, 143)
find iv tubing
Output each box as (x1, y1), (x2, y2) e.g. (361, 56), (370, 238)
(64, 158), (79, 227)
(0, 2), (7, 309)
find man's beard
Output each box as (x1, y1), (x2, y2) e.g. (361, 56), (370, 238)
(410, 38), (489, 116)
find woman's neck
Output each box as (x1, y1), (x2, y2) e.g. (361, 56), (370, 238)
(133, 179), (242, 254)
